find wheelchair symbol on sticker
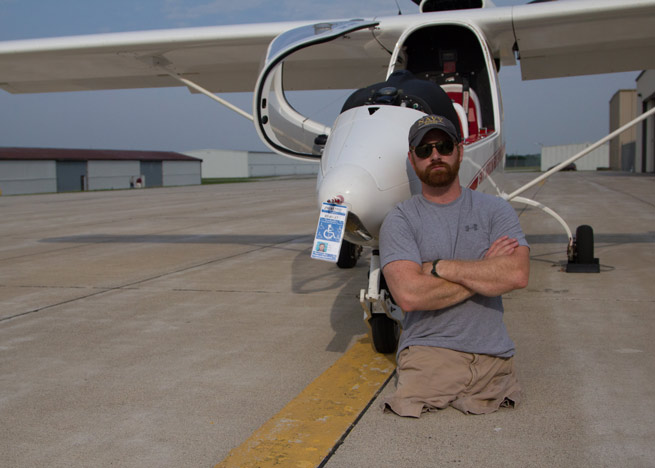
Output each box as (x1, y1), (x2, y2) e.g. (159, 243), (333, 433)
(311, 202), (348, 263)
(317, 218), (343, 242)
(322, 223), (338, 240)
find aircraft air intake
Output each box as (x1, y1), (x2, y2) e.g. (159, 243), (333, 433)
(414, 0), (484, 12)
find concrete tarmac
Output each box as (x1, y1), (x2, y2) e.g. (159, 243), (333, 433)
(1, 172), (653, 467)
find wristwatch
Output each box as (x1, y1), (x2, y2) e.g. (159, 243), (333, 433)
(431, 259), (441, 278)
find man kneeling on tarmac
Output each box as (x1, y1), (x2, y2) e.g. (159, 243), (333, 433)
(379, 114), (530, 417)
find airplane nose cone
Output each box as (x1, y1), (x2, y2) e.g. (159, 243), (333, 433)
(318, 164), (377, 208)
(317, 164), (386, 242)
(315, 105), (424, 243)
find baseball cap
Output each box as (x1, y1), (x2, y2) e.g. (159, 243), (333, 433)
(408, 114), (460, 147)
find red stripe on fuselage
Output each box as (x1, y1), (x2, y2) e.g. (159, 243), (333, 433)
(466, 144), (505, 191)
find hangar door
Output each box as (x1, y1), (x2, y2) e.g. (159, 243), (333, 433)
(140, 161), (162, 187)
(56, 161), (86, 192)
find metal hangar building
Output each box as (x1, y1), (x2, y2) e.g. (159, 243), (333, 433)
(0, 147), (202, 196)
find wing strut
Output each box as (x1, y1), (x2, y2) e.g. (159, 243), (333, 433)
(156, 65), (253, 122)
(500, 106), (655, 269)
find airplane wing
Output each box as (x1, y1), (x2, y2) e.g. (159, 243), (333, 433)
(502, 0), (655, 79)
(0, 19), (397, 95)
(0, 0), (654, 96)
(0, 22), (305, 94)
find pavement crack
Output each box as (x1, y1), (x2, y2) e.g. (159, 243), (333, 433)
(0, 235), (309, 323)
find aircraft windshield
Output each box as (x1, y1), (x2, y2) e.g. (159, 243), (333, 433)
(254, 20), (379, 160)
(266, 20), (376, 59)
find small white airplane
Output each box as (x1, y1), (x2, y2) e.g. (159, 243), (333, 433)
(1, 0), (654, 352)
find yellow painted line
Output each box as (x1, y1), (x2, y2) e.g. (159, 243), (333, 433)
(215, 335), (396, 468)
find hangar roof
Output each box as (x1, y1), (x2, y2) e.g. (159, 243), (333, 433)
(0, 147), (202, 162)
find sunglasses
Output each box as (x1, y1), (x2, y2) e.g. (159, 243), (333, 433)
(412, 140), (455, 159)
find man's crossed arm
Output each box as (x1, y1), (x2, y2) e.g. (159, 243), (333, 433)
(383, 236), (530, 313)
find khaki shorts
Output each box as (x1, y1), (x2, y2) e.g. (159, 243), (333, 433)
(382, 345), (522, 418)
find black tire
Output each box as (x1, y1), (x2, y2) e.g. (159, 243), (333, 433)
(336, 240), (361, 269)
(379, 272), (396, 305)
(575, 225), (594, 264)
(368, 314), (399, 354)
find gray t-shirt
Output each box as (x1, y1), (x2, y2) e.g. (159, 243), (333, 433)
(379, 187), (528, 358)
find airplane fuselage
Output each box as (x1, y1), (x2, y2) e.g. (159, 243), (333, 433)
(254, 18), (507, 247)
(316, 103), (505, 246)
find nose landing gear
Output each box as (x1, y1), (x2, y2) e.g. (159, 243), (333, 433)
(360, 250), (403, 354)
(336, 240), (363, 269)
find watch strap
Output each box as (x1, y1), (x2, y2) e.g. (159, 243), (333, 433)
(431, 259), (441, 278)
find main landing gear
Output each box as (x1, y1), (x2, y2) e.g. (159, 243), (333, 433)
(508, 195), (599, 273)
(566, 224), (600, 273)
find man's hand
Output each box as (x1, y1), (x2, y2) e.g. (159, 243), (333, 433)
(385, 260), (474, 313)
(421, 236), (519, 276)
(386, 235), (529, 312)
(436, 238), (530, 297)
(485, 235), (519, 259)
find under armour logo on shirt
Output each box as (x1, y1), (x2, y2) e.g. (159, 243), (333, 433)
(464, 224), (479, 232)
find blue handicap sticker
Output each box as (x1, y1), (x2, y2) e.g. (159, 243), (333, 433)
(311, 203), (348, 262)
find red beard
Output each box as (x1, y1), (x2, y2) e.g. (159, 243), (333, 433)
(417, 156), (461, 188)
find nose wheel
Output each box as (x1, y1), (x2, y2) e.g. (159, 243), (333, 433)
(360, 250), (403, 354)
(368, 313), (400, 354)
(337, 240), (362, 269)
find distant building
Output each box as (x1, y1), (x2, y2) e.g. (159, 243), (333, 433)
(540, 74), (655, 174)
(0, 147), (201, 196)
(609, 89), (638, 171)
(540, 143), (609, 172)
(636, 70), (655, 173)
(182, 149), (318, 179)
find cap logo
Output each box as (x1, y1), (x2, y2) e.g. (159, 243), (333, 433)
(417, 115), (445, 128)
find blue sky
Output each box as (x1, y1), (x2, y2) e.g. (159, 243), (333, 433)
(0, 0), (640, 154)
